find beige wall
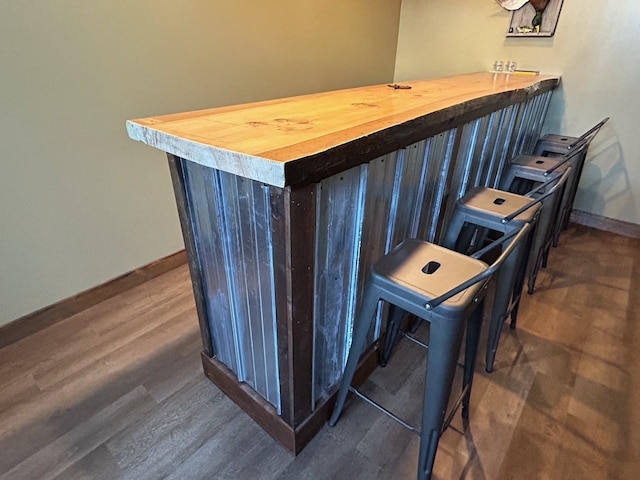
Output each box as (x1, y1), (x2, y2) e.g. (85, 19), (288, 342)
(395, 0), (640, 226)
(0, 0), (402, 325)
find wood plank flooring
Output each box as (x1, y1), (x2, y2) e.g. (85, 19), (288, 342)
(1, 225), (639, 479)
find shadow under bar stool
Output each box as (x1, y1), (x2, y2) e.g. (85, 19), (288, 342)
(440, 168), (569, 372)
(328, 224), (531, 480)
(533, 117), (609, 237)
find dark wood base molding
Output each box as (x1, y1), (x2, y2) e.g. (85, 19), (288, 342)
(200, 353), (297, 451)
(0, 250), (187, 349)
(570, 210), (640, 239)
(200, 343), (381, 455)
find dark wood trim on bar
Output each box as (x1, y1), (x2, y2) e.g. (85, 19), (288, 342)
(284, 79), (559, 187)
(570, 209), (640, 239)
(200, 353), (296, 451)
(0, 250), (186, 349)
(167, 154), (214, 357)
(270, 188), (295, 425)
(292, 342), (382, 452)
(201, 342), (382, 455)
(286, 185), (317, 427)
(270, 183), (317, 428)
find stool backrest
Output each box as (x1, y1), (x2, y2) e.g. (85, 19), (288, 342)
(569, 117), (610, 149)
(501, 167), (571, 224)
(425, 222), (532, 310)
(544, 117), (609, 176)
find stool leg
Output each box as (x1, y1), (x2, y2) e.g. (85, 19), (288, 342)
(510, 224), (536, 328)
(527, 207), (553, 294)
(417, 318), (465, 480)
(528, 250), (543, 294)
(528, 187), (564, 293)
(556, 199), (571, 240)
(380, 304), (405, 367)
(442, 211), (467, 251)
(542, 243), (551, 268)
(499, 169), (516, 191)
(455, 224), (479, 254)
(486, 234), (527, 372)
(409, 315), (422, 334)
(562, 206), (572, 230)
(551, 203), (565, 248)
(510, 177), (533, 196)
(552, 220), (562, 248)
(552, 182), (570, 247)
(463, 302), (483, 418)
(486, 273), (507, 374)
(328, 283), (380, 427)
(564, 151), (588, 229)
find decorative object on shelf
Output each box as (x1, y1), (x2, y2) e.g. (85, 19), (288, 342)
(495, 0), (529, 10)
(529, 0), (550, 31)
(506, 0), (564, 37)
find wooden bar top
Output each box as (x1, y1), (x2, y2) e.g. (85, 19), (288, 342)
(127, 72), (559, 187)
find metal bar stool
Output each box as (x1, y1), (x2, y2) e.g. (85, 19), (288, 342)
(499, 144), (588, 293)
(533, 117), (609, 238)
(439, 169), (569, 372)
(328, 224), (531, 480)
(502, 118), (607, 249)
(533, 117), (609, 157)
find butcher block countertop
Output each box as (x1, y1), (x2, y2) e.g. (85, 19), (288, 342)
(127, 72), (560, 187)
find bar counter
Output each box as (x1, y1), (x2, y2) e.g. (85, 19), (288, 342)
(127, 72), (560, 453)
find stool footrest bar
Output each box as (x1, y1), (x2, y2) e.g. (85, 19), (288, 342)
(349, 381), (470, 438)
(349, 387), (418, 434)
(401, 331), (430, 350)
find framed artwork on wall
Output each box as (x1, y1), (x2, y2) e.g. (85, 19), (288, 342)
(505, 0), (565, 37)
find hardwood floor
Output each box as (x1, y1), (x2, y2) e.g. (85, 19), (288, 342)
(1, 225), (639, 479)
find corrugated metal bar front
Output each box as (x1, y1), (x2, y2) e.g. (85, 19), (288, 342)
(481, 105), (519, 188)
(437, 105), (514, 242)
(311, 92), (553, 406)
(312, 131), (457, 406)
(448, 113), (496, 199)
(182, 160), (281, 412)
(511, 90), (553, 157)
(417, 132), (458, 242)
(524, 90), (553, 153)
(510, 96), (535, 158)
(488, 104), (519, 188)
(312, 164), (368, 409)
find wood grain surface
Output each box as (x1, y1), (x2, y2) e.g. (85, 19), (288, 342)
(127, 72), (560, 187)
(1, 224), (638, 479)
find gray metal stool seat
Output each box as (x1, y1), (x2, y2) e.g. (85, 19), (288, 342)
(328, 224), (531, 480)
(439, 169), (568, 372)
(533, 117), (609, 238)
